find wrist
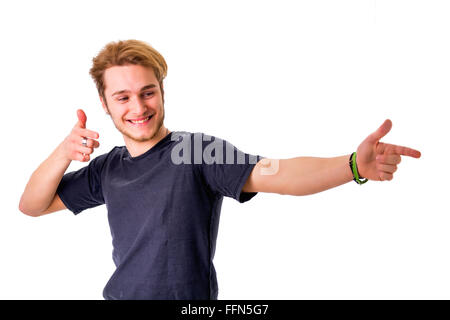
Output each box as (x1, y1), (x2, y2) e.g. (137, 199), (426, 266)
(53, 141), (72, 164)
(349, 152), (368, 185)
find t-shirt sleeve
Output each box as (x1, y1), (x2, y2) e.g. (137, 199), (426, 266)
(193, 133), (265, 203)
(56, 153), (107, 215)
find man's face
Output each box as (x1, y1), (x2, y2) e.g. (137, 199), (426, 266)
(101, 64), (165, 144)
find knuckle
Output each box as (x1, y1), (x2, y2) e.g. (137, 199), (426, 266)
(381, 172), (390, 181)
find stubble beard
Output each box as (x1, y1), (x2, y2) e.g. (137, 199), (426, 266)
(108, 104), (166, 143)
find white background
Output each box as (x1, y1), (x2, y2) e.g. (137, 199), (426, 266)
(1, 0), (448, 299)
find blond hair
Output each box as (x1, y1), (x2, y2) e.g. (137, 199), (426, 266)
(89, 39), (168, 104)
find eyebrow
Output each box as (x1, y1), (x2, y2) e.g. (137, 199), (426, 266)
(112, 84), (157, 96)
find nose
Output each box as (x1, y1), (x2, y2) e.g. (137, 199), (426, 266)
(130, 95), (148, 115)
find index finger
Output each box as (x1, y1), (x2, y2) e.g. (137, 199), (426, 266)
(388, 144), (421, 158)
(76, 127), (99, 140)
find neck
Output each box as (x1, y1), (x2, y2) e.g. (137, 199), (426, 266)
(124, 126), (170, 158)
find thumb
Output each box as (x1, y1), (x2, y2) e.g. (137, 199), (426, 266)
(76, 109), (87, 129)
(366, 119), (392, 144)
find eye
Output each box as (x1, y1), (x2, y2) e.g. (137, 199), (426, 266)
(142, 91), (154, 98)
(117, 96), (129, 102)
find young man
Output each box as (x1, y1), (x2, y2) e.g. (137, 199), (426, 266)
(19, 39), (421, 300)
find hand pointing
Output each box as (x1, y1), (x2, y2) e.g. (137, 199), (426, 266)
(61, 109), (100, 162)
(356, 119), (421, 181)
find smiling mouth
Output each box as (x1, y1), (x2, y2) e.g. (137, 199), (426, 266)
(127, 115), (153, 124)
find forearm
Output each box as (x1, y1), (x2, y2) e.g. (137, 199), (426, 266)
(19, 141), (71, 215)
(246, 154), (354, 196)
(276, 154), (354, 196)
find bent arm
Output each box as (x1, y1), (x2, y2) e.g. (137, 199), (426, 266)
(242, 154), (353, 196)
(19, 141), (70, 216)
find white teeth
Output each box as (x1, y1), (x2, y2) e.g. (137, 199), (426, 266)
(130, 116), (151, 124)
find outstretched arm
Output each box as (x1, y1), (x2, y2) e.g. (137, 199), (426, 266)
(242, 119), (421, 195)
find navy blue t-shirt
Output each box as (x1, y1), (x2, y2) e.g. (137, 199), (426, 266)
(56, 131), (263, 300)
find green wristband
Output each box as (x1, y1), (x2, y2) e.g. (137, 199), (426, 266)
(349, 152), (368, 185)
